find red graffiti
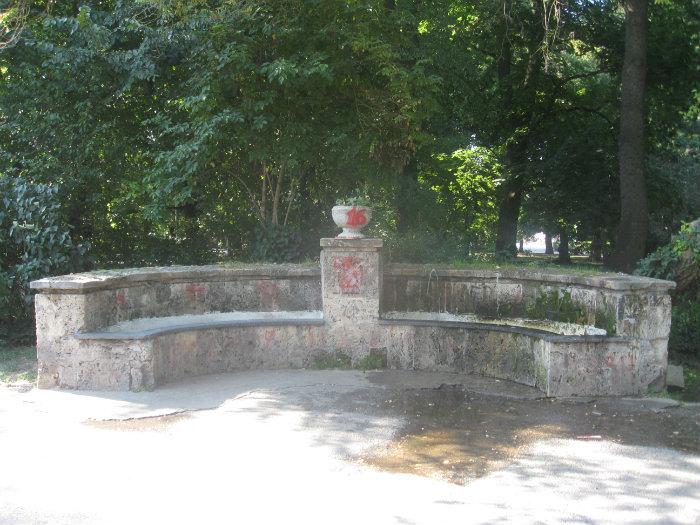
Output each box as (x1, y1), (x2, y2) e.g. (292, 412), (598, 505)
(115, 291), (126, 306)
(264, 329), (276, 343)
(346, 206), (367, 227)
(257, 281), (280, 308)
(185, 283), (205, 301)
(333, 255), (364, 294)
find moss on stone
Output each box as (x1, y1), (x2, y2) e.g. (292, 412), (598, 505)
(524, 289), (587, 324)
(355, 349), (388, 370)
(594, 304), (618, 336)
(311, 352), (352, 369)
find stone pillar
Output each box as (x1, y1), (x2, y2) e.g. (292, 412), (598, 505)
(320, 238), (383, 323)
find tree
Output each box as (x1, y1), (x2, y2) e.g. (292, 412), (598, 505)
(609, 0), (649, 272)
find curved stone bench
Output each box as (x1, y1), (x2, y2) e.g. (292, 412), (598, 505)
(73, 311), (325, 390)
(31, 265), (322, 390)
(377, 315), (643, 397)
(31, 240), (676, 396)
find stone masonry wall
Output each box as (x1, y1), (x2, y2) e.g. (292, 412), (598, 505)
(31, 253), (675, 394)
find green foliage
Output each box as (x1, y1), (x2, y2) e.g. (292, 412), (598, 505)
(250, 224), (302, 263)
(525, 290), (587, 325)
(310, 352), (352, 370)
(355, 350), (387, 371)
(335, 185), (373, 207)
(635, 222), (700, 280)
(594, 304), (618, 336)
(422, 147), (499, 250)
(668, 293), (700, 361)
(637, 221), (700, 359)
(0, 346), (37, 384)
(0, 177), (87, 325)
(385, 230), (467, 263)
(335, 196), (372, 207)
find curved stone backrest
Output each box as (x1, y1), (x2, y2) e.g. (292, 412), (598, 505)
(382, 264), (675, 341)
(31, 265), (322, 334)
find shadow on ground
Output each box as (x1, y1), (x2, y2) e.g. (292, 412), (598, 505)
(76, 369), (700, 486)
(5, 368), (700, 524)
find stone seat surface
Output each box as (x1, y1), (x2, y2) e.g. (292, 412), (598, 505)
(382, 311), (608, 337)
(76, 310), (324, 340)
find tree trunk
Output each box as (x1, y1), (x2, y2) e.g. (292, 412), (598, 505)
(494, 178), (523, 256)
(557, 225), (571, 264)
(590, 230), (603, 262)
(518, 238), (524, 253)
(544, 232), (554, 255)
(397, 156), (418, 233)
(271, 165), (284, 226)
(259, 163), (268, 223)
(610, 0), (649, 273)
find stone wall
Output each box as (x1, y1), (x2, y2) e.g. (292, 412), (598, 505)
(31, 249), (676, 396)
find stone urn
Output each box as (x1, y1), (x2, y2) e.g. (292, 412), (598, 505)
(332, 205), (372, 239)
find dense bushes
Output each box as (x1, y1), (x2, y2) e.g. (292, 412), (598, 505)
(668, 295), (700, 361)
(636, 221), (700, 361)
(0, 178), (86, 330)
(250, 225), (303, 263)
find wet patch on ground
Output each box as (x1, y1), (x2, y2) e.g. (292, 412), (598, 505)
(84, 411), (192, 432)
(356, 384), (700, 484)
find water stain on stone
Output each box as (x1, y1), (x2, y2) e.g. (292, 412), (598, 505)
(84, 412), (191, 432)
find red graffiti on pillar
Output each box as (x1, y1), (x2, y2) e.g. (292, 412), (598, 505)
(346, 206), (367, 227)
(115, 291), (126, 306)
(185, 283), (205, 301)
(332, 256), (364, 294)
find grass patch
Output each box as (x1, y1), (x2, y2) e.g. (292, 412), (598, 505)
(0, 345), (37, 384)
(444, 255), (613, 276)
(355, 350), (387, 371)
(310, 352), (352, 370)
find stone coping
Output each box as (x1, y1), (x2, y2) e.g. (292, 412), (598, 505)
(384, 263), (676, 292)
(76, 310), (324, 340)
(30, 264), (321, 292)
(378, 317), (629, 344)
(30, 260), (675, 293)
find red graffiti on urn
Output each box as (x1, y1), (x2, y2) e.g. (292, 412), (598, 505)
(332, 255), (364, 294)
(115, 291), (126, 306)
(346, 206), (367, 227)
(185, 283), (205, 301)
